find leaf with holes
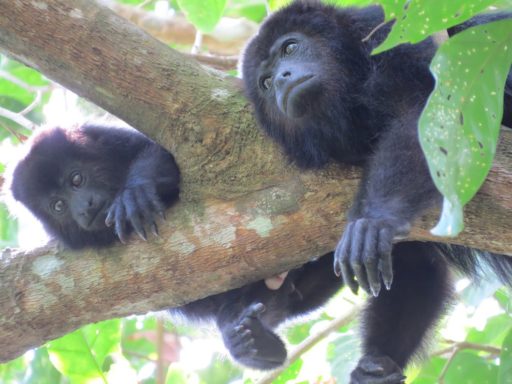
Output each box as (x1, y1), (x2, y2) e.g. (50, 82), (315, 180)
(373, 0), (497, 54)
(419, 19), (512, 236)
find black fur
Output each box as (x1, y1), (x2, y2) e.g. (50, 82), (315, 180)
(8, 124), (342, 370)
(242, 1), (512, 382)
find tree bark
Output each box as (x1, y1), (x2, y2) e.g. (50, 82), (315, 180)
(0, 0), (511, 362)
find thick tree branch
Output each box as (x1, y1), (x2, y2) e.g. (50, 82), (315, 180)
(0, 0), (511, 362)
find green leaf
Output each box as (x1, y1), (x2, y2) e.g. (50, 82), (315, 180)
(0, 203), (18, 247)
(0, 355), (27, 384)
(272, 358), (303, 383)
(165, 365), (188, 384)
(327, 332), (361, 383)
(499, 328), (512, 384)
(176, 0), (227, 33)
(286, 319), (315, 345)
(25, 349), (63, 384)
(374, 0), (497, 54)
(442, 352), (498, 383)
(47, 319), (121, 383)
(466, 314), (512, 345)
(419, 19), (512, 236)
(409, 356), (446, 384)
(225, 0), (267, 22)
(495, 288), (512, 314)
(268, 0), (292, 11)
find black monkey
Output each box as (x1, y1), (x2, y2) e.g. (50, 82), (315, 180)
(8, 124), (342, 370)
(242, 2), (512, 382)
(10, 124), (180, 249)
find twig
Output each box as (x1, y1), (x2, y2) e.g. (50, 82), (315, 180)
(19, 91), (42, 116)
(436, 341), (501, 384)
(256, 304), (361, 384)
(0, 121), (26, 142)
(0, 69), (50, 92)
(188, 53), (238, 70)
(0, 106), (36, 131)
(362, 20), (392, 43)
(136, 0), (155, 9)
(433, 341), (501, 357)
(156, 318), (165, 384)
(191, 30), (203, 55)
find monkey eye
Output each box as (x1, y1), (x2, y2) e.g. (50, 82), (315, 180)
(70, 172), (83, 187)
(261, 76), (272, 90)
(52, 199), (66, 213)
(283, 41), (298, 56)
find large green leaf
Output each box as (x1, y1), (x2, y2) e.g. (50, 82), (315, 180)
(47, 319), (121, 384)
(374, 0), (498, 53)
(419, 19), (512, 236)
(176, 0), (227, 33)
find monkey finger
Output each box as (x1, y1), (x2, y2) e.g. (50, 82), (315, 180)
(141, 183), (166, 218)
(362, 224), (381, 297)
(114, 203), (128, 243)
(350, 220), (371, 294)
(134, 186), (156, 222)
(335, 226), (359, 294)
(248, 303), (266, 316)
(151, 222), (159, 237)
(378, 227), (394, 290)
(124, 190), (147, 241)
(105, 201), (118, 227)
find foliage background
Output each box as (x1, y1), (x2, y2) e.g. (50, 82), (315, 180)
(0, 0), (511, 383)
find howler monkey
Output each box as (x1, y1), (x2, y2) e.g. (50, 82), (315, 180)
(242, 1), (512, 382)
(7, 124), (342, 370)
(10, 124), (180, 249)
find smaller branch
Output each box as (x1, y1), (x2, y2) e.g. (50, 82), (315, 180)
(0, 69), (50, 93)
(435, 340), (501, 384)
(362, 20), (392, 43)
(438, 345), (458, 384)
(0, 106), (36, 131)
(124, 351), (156, 362)
(191, 31), (203, 55)
(156, 319), (165, 384)
(257, 303), (362, 384)
(433, 340), (501, 357)
(19, 91), (42, 116)
(136, 0), (155, 9)
(0, 121), (26, 143)
(188, 53), (238, 70)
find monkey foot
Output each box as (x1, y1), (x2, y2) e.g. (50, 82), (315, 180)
(350, 354), (405, 384)
(224, 303), (287, 370)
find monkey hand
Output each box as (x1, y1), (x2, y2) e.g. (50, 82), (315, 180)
(334, 217), (410, 296)
(105, 180), (166, 243)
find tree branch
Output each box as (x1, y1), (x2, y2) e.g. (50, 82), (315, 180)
(0, 0), (511, 362)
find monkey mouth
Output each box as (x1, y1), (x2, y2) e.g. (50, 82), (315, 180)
(279, 75), (315, 118)
(87, 203), (107, 229)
